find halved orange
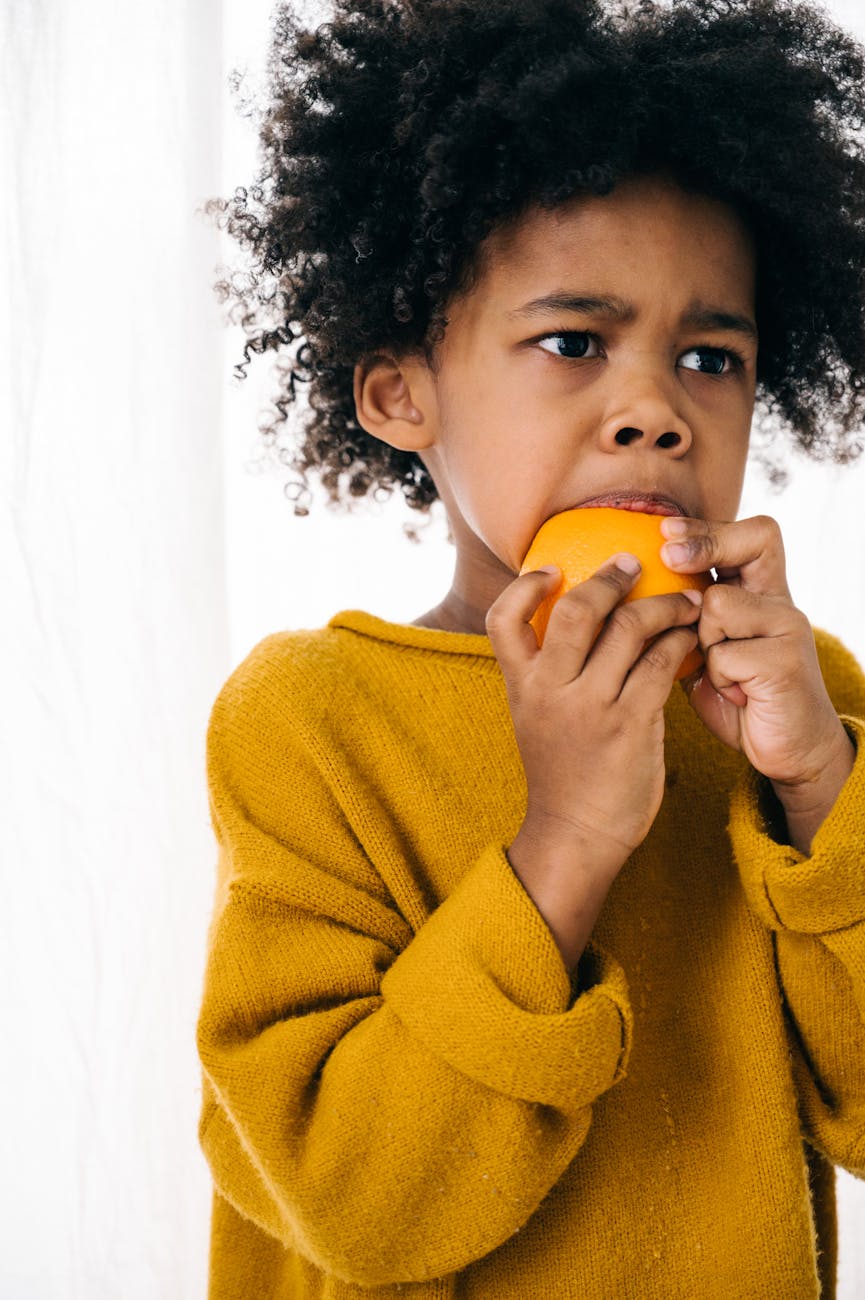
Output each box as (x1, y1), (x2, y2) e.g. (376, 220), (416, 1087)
(520, 507), (713, 680)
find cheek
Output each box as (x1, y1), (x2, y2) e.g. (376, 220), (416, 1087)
(442, 449), (533, 556)
(473, 474), (561, 567)
(702, 435), (750, 519)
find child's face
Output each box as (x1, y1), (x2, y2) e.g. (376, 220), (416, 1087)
(361, 172), (758, 630)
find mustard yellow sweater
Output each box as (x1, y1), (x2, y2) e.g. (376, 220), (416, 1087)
(196, 609), (865, 1299)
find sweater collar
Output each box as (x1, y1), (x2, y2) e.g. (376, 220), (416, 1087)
(328, 609), (497, 658)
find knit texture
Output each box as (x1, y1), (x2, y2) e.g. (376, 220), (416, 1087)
(196, 610), (865, 1298)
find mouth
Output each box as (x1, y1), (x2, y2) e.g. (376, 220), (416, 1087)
(575, 490), (688, 517)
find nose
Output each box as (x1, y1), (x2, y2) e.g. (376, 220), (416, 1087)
(598, 383), (693, 455)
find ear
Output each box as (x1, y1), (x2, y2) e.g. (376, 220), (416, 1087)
(353, 354), (437, 452)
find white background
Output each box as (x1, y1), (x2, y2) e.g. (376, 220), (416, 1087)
(2, 0), (864, 1296)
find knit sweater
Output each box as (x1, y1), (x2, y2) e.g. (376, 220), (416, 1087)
(196, 609), (865, 1299)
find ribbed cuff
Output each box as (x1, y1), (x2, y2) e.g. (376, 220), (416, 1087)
(727, 715), (865, 934)
(380, 842), (632, 1111)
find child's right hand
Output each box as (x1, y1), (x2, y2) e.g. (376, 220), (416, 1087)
(486, 556), (702, 881)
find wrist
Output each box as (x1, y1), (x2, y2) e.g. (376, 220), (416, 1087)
(510, 813), (629, 882)
(769, 727), (855, 854)
(770, 728), (855, 813)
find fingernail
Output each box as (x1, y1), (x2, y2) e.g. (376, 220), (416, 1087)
(662, 542), (690, 565)
(614, 553), (641, 575)
(536, 565), (559, 574)
(661, 518), (689, 538)
(682, 588), (703, 605)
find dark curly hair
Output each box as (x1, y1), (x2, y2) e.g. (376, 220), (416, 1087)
(207, 0), (865, 532)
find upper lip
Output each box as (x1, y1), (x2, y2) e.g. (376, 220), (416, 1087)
(575, 489), (689, 516)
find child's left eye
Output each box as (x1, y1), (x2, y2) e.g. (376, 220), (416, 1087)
(679, 347), (742, 375)
(537, 332), (601, 359)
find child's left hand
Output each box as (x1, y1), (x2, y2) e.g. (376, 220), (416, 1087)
(659, 513), (855, 799)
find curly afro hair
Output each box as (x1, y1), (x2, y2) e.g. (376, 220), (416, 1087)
(208, 0), (865, 530)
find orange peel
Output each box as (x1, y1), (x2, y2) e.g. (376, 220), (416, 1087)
(520, 506), (713, 680)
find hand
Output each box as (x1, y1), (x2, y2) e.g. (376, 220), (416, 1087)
(486, 556), (702, 870)
(659, 513), (854, 800)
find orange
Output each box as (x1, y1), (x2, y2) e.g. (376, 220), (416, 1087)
(519, 507), (713, 680)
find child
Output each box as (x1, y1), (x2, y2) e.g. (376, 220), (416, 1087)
(196, 0), (865, 1295)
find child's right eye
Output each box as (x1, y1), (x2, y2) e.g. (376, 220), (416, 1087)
(537, 331), (601, 359)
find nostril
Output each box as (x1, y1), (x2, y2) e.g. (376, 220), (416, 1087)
(613, 427), (683, 447)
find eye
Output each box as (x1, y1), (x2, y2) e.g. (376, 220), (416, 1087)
(536, 331), (601, 359)
(679, 346), (744, 376)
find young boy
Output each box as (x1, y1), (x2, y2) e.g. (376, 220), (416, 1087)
(196, 1), (865, 1295)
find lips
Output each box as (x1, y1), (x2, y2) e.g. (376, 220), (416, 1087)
(576, 491), (687, 517)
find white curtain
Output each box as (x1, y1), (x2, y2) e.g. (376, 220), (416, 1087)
(2, 0), (864, 1296)
(1, 2), (226, 1296)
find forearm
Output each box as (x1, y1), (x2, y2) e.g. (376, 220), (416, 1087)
(506, 824), (622, 976)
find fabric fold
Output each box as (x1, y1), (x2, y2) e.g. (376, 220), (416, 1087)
(381, 842), (633, 1109)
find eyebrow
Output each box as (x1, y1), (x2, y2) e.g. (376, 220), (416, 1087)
(506, 292), (758, 342)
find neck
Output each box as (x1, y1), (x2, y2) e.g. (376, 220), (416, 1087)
(411, 587), (490, 634)
(411, 517), (518, 634)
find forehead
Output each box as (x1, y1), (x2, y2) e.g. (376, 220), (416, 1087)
(454, 173), (757, 325)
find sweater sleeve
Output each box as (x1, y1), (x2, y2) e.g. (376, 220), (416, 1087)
(726, 628), (865, 1177)
(195, 639), (633, 1288)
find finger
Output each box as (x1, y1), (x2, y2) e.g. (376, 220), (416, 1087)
(695, 583), (804, 657)
(485, 566), (563, 676)
(659, 514), (792, 599)
(540, 555), (643, 684)
(579, 589), (704, 697)
(703, 629), (802, 696)
(621, 624), (701, 702)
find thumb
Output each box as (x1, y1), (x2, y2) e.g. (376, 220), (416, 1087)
(678, 668), (703, 701)
(679, 670), (746, 752)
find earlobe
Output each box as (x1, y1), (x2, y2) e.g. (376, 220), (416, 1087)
(353, 356), (436, 452)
